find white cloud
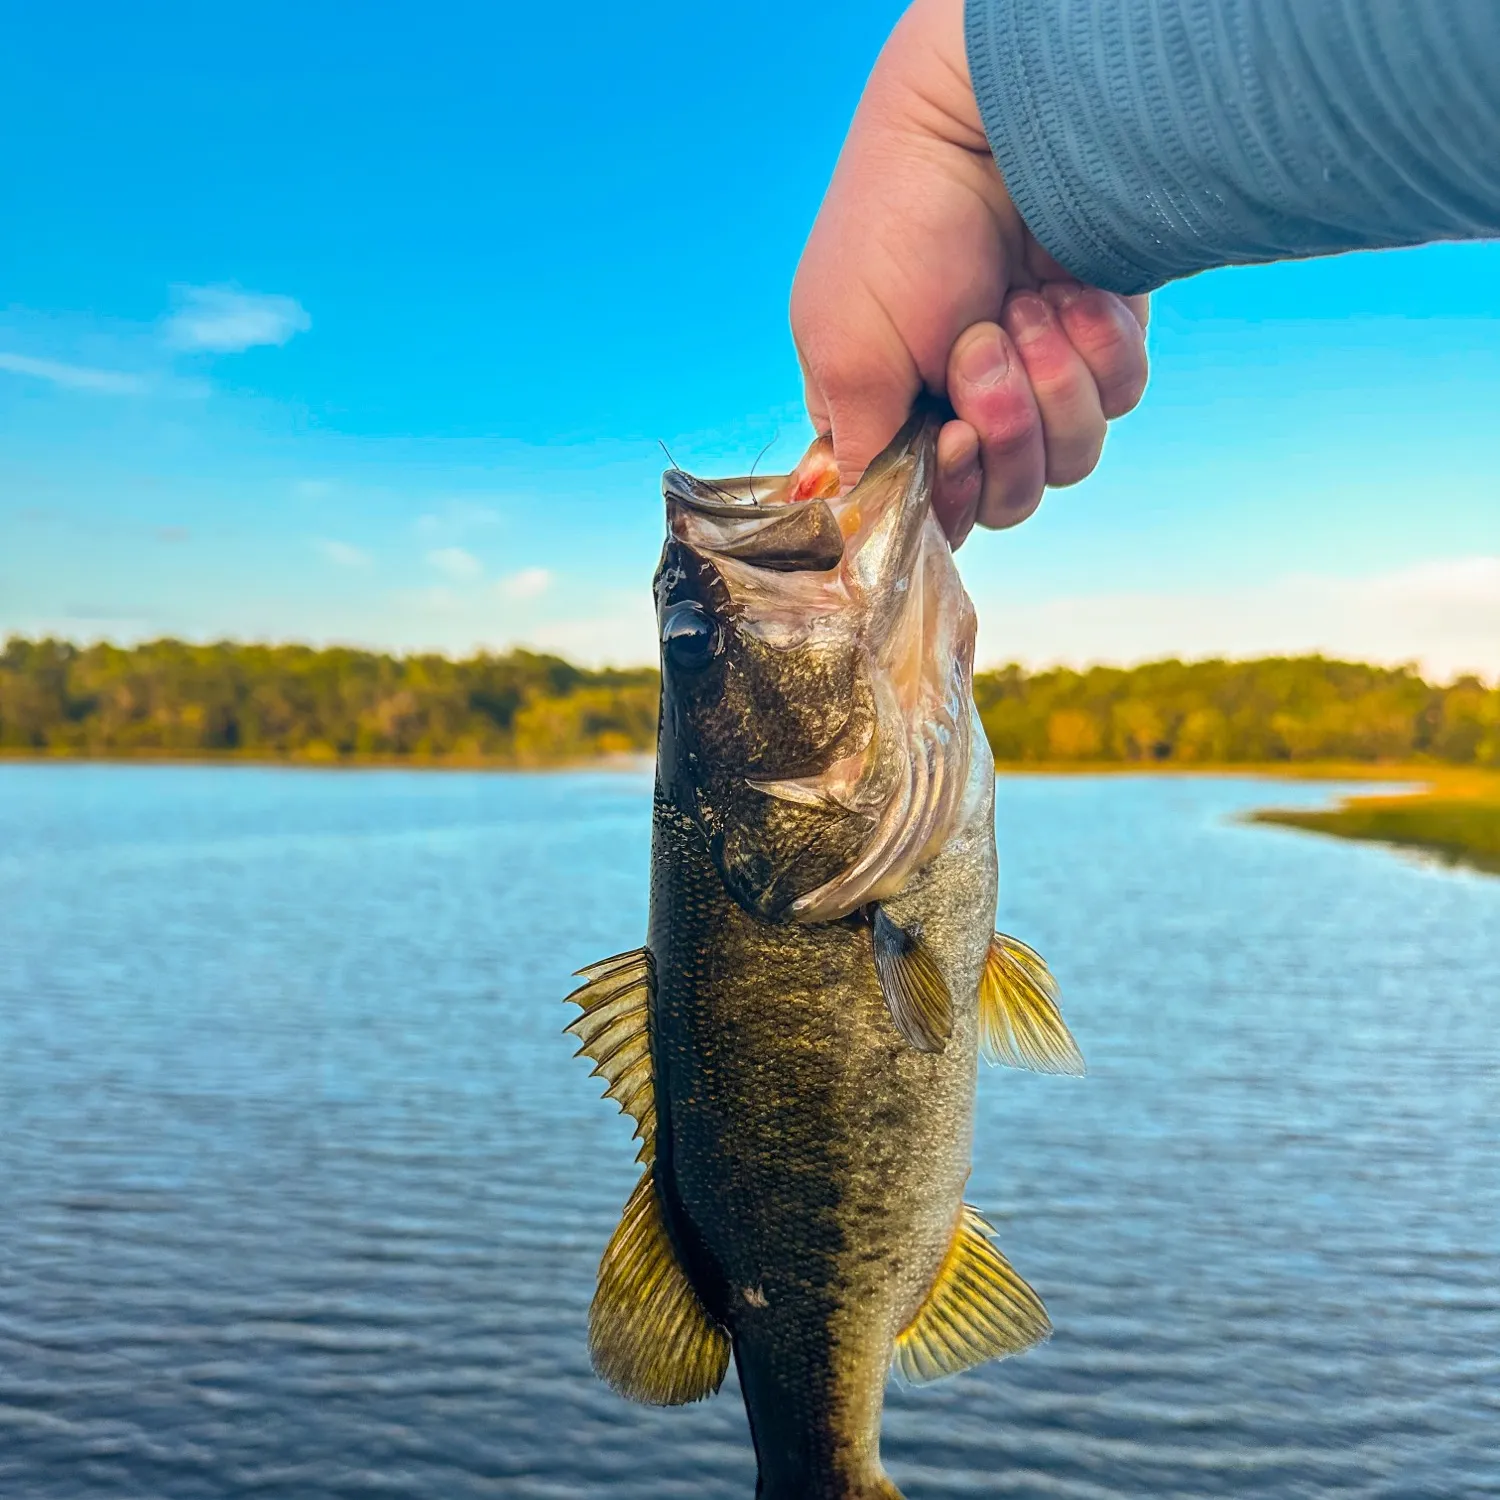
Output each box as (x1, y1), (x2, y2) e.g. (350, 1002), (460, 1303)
(165, 285), (310, 353)
(499, 566), (552, 600)
(1349, 555), (1500, 614)
(317, 538), (372, 568)
(427, 546), (483, 580)
(974, 555), (1500, 682)
(0, 350), (148, 394)
(414, 501), (502, 539)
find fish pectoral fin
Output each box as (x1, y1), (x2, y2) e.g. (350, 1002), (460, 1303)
(589, 1171), (730, 1407)
(895, 1204), (1051, 1384)
(565, 947), (658, 1163)
(871, 906), (953, 1054)
(979, 933), (1085, 1076)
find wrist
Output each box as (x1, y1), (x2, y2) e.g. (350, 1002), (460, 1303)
(878, 0), (988, 153)
(868, 0), (1035, 271)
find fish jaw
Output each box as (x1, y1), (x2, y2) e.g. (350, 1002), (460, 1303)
(738, 412), (979, 923)
(656, 407), (978, 926)
(651, 537), (878, 925)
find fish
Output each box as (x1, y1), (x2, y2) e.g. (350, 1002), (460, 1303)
(566, 407), (1083, 1498)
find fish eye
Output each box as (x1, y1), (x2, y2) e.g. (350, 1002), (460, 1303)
(661, 601), (722, 672)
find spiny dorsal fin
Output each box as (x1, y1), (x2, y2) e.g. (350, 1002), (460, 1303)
(895, 1203), (1051, 1384)
(565, 948), (657, 1162)
(589, 1170), (730, 1406)
(871, 905), (952, 1054)
(980, 933), (1084, 1076)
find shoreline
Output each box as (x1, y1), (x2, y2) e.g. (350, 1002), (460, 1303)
(0, 749), (656, 774)
(1244, 766), (1500, 877)
(5, 753), (1495, 877)
(990, 760), (1431, 784)
(0, 751), (1447, 778)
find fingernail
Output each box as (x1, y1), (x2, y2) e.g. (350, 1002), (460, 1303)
(1045, 282), (1086, 310)
(1006, 294), (1051, 338)
(956, 329), (1010, 389)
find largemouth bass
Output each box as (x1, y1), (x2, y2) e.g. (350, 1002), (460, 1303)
(567, 409), (1082, 1498)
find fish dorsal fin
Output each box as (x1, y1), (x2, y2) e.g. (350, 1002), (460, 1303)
(895, 1204), (1051, 1384)
(870, 905), (953, 1053)
(565, 948), (657, 1163)
(590, 1170), (731, 1406)
(980, 934), (1085, 1076)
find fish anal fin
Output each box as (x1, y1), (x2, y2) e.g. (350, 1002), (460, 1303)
(589, 1171), (730, 1406)
(565, 947), (658, 1161)
(871, 906), (952, 1054)
(980, 933), (1085, 1076)
(895, 1204), (1051, 1384)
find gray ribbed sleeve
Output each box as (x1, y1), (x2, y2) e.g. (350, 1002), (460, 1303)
(966, 0), (1500, 294)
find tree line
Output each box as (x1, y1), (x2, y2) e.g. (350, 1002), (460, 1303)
(0, 638), (656, 764)
(2, 637), (1497, 767)
(973, 656), (1498, 766)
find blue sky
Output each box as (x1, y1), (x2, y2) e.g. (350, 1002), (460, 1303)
(2, 1), (1497, 678)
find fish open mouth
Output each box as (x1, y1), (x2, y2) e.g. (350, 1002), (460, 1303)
(663, 436), (846, 575)
(663, 411), (978, 923)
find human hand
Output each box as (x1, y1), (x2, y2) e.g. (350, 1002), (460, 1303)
(791, 0), (1149, 545)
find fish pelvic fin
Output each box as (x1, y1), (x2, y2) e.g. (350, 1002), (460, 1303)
(565, 947), (657, 1163)
(895, 1204), (1051, 1384)
(589, 1170), (730, 1406)
(979, 933), (1085, 1077)
(870, 905), (953, 1054)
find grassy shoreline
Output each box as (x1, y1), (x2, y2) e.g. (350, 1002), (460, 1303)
(1010, 760), (1500, 877)
(990, 760), (1428, 782)
(1243, 766), (1500, 876)
(6, 749), (1497, 877)
(1, 750), (1434, 779)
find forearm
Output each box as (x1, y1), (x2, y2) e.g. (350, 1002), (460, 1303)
(968, 0), (1500, 293)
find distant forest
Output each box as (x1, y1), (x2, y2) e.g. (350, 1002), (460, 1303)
(0, 639), (657, 764)
(2, 637), (1497, 767)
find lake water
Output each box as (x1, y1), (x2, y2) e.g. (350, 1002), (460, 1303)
(1, 764), (1497, 1499)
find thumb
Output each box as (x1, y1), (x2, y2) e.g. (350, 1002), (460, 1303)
(798, 351), (831, 453)
(811, 351), (922, 492)
(824, 383), (920, 493)
(793, 281), (922, 491)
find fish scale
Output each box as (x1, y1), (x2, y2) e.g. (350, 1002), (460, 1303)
(651, 789), (977, 1496)
(567, 409), (1084, 1498)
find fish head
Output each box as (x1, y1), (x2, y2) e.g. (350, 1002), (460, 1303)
(654, 407), (978, 924)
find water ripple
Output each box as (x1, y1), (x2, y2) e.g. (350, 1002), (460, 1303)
(1, 765), (1497, 1497)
